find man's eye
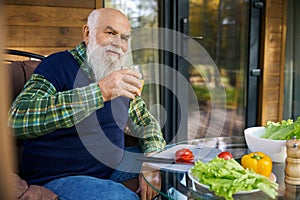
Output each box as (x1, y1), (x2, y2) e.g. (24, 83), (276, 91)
(121, 36), (130, 42)
(107, 31), (115, 35)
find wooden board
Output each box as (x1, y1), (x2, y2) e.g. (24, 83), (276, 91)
(5, 26), (82, 47)
(4, 47), (74, 59)
(4, 5), (90, 27)
(3, 0), (95, 8)
(259, 0), (286, 124)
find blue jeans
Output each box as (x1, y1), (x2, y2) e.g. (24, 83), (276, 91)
(43, 147), (142, 200)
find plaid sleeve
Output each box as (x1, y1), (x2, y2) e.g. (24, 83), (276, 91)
(9, 74), (104, 139)
(128, 96), (166, 153)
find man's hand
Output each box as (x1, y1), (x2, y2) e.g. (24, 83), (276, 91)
(98, 69), (143, 101)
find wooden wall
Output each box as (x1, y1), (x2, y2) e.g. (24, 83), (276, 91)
(259, 0), (287, 124)
(3, 0), (103, 60)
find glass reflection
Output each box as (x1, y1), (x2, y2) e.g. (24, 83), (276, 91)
(188, 0), (250, 138)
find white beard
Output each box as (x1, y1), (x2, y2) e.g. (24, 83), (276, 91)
(86, 42), (126, 82)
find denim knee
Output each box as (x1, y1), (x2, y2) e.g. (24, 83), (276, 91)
(44, 175), (139, 200)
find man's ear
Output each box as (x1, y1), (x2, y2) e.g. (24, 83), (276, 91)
(82, 25), (89, 44)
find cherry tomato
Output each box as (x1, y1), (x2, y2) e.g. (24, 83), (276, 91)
(217, 151), (233, 160)
(175, 148), (194, 162)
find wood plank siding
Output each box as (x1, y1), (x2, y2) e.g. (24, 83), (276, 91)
(259, 0), (287, 124)
(3, 0), (103, 58)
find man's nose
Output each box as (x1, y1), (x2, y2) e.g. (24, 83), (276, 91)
(111, 34), (122, 47)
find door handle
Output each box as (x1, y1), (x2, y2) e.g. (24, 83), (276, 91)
(251, 69), (261, 76)
(253, 1), (264, 9)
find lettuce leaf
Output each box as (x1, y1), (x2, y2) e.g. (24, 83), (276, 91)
(261, 117), (300, 140)
(191, 157), (278, 200)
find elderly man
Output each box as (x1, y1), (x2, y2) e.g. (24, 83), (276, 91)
(9, 8), (166, 200)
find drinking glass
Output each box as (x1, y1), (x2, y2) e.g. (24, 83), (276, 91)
(132, 65), (144, 93)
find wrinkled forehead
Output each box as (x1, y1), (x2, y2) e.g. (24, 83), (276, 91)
(97, 11), (131, 34)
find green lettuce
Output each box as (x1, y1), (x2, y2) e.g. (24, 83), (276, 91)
(191, 157), (278, 200)
(261, 117), (300, 140)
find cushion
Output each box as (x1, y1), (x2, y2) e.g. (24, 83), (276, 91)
(12, 173), (58, 200)
(5, 60), (40, 101)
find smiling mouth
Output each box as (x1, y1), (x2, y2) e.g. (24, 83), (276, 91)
(106, 50), (120, 57)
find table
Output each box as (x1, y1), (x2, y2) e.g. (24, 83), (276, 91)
(142, 136), (300, 200)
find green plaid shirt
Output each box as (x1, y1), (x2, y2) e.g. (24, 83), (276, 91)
(9, 42), (166, 153)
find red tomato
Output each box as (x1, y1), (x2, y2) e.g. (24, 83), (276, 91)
(217, 151), (233, 160)
(175, 148), (194, 162)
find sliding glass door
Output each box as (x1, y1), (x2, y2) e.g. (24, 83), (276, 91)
(104, 0), (261, 142)
(188, 0), (251, 138)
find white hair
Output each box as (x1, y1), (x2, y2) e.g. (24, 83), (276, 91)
(87, 10), (101, 35)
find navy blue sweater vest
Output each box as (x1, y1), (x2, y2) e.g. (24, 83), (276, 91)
(21, 51), (130, 185)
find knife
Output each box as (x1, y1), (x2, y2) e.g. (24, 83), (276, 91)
(137, 156), (194, 164)
(137, 156), (175, 164)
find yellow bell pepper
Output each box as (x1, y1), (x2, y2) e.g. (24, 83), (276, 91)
(241, 152), (272, 177)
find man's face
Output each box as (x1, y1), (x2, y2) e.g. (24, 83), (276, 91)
(86, 13), (131, 81)
(93, 13), (131, 62)
(96, 25), (131, 54)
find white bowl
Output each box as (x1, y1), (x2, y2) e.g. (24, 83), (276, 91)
(244, 126), (287, 163)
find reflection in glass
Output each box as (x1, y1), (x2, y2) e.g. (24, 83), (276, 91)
(188, 0), (250, 138)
